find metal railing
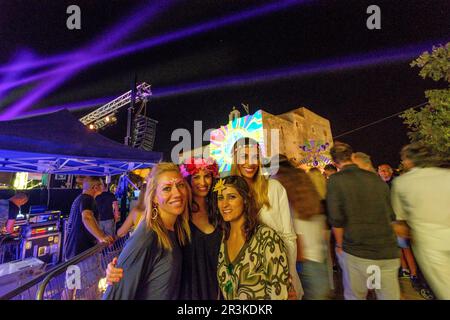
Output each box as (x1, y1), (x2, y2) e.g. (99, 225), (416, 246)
(0, 235), (128, 300)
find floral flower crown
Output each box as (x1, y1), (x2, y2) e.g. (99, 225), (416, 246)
(179, 157), (219, 178)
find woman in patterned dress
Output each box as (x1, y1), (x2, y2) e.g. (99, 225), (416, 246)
(214, 175), (290, 300)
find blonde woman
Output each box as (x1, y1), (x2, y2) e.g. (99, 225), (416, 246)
(306, 167), (335, 293)
(307, 168), (327, 200)
(103, 163), (191, 300)
(116, 184), (147, 237)
(230, 137), (303, 299)
(273, 156), (330, 300)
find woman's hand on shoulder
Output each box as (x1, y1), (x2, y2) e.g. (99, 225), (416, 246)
(106, 257), (124, 285)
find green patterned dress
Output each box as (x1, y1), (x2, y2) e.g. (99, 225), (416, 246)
(217, 224), (290, 300)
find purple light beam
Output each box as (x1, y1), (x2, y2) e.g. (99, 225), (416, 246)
(19, 41), (443, 119)
(0, 53), (76, 75)
(0, 0), (310, 95)
(0, 1), (173, 120)
(150, 40), (446, 98)
(0, 50), (36, 102)
(17, 96), (115, 119)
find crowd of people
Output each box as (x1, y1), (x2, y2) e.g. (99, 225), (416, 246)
(62, 137), (449, 300)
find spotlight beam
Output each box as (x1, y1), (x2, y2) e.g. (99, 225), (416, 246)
(0, 1), (173, 120)
(150, 40), (446, 98)
(0, 1), (176, 74)
(17, 41), (443, 119)
(0, 0), (310, 94)
(0, 50), (36, 102)
(88, 0), (312, 69)
(0, 53), (76, 75)
(14, 96), (115, 119)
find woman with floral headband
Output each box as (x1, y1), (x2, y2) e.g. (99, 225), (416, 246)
(214, 175), (290, 299)
(103, 162), (191, 300)
(230, 137), (303, 299)
(105, 158), (222, 300)
(178, 157), (222, 300)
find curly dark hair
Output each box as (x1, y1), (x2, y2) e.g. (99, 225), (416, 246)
(213, 175), (259, 242)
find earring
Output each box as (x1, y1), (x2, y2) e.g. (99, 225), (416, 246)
(151, 206), (159, 220)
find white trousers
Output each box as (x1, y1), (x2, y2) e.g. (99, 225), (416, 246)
(413, 245), (450, 300)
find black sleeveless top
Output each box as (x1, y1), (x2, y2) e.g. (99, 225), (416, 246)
(180, 221), (222, 300)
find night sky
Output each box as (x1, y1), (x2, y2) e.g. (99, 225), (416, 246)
(0, 0), (449, 168)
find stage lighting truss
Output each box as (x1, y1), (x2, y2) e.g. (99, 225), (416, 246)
(79, 82), (152, 130)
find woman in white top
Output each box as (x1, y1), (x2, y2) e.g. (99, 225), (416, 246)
(230, 137), (303, 299)
(273, 155), (330, 300)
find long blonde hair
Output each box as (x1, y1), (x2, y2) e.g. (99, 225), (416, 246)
(144, 162), (191, 250)
(230, 138), (270, 211)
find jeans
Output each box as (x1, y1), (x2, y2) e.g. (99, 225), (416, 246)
(297, 260), (330, 300)
(99, 219), (115, 236)
(397, 236), (410, 249)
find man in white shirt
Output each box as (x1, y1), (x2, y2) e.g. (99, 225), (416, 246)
(391, 143), (450, 300)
